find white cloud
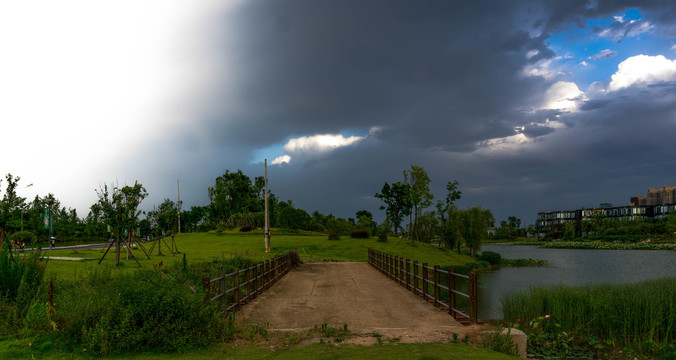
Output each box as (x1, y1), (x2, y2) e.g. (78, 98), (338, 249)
(474, 133), (536, 155)
(590, 49), (617, 60)
(609, 55), (676, 91)
(526, 50), (539, 59)
(579, 61), (588, 66)
(476, 119), (565, 155)
(271, 155), (291, 165)
(671, 44), (676, 52)
(598, 18), (653, 40)
(284, 133), (365, 154)
(542, 81), (587, 112)
(269, 130), (372, 166)
(522, 59), (556, 79)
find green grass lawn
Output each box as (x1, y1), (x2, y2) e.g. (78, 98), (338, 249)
(41, 231), (475, 278)
(0, 337), (520, 360)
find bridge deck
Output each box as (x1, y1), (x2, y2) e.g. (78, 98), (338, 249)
(237, 262), (467, 342)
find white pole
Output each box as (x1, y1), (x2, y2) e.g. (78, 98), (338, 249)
(177, 179), (181, 234)
(264, 159), (270, 252)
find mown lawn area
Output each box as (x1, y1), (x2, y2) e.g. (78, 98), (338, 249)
(41, 231), (475, 278)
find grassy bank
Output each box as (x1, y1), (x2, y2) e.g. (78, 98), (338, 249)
(501, 277), (676, 357)
(0, 339), (521, 360)
(41, 231), (475, 278)
(538, 240), (676, 250)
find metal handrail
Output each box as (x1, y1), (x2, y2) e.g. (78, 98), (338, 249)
(367, 248), (478, 324)
(203, 250), (299, 314)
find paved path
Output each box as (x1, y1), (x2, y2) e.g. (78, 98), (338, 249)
(238, 262), (469, 342)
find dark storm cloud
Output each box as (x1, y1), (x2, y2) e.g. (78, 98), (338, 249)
(197, 0), (548, 152)
(141, 0), (676, 224)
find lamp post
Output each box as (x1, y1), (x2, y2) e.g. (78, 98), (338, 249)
(264, 159), (271, 253)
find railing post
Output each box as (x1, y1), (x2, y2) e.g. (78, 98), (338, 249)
(413, 260), (418, 294)
(217, 276), (224, 307)
(448, 269), (456, 316)
(272, 257), (277, 284)
(422, 263), (428, 300)
(399, 257), (405, 287)
(265, 260), (271, 289)
(253, 263), (259, 296)
(394, 256), (399, 282)
(234, 269), (240, 309)
(406, 259), (411, 291)
(434, 265), (440, 308)
(470, 273), (478, 323)
(244, 267), (250, 304)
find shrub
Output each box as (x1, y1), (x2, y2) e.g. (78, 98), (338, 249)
(328, 234), (340, 240)
(0, 242), (45, 309)
(9, 231), (37, 246)
(55, 269), (225, 355)
(214, 223), (235, 233)
(350, 231), (369, 238)
(239, 225), (254, 232)
(479, 251), (501, 265)
(377, 234), (387, 242)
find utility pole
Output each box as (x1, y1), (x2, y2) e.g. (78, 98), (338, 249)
(264, 159), (271, 253)
(177, 179), (181, 234)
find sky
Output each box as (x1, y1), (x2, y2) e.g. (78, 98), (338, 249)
(2, 0), (676, 225)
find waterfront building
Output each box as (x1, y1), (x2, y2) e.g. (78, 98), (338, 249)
(537, 185), (676, 236)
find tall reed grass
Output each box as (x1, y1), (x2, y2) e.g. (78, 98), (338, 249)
(501, 277), (676, 354)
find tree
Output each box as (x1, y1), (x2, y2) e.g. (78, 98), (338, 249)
(461, 206), (494, 257)
(436, 180), (461, 248)
(403, 165), (434, 242)
(208, 170), (255, 226)
(152, 199), (180, 234)
(277, 201), (310, 230)
(356, 210), (375, 235)
(374, 182), (411, 236)
(0, 174), (26, 247)
(416, 211), (439, 243)
(95, 181), (148, 266)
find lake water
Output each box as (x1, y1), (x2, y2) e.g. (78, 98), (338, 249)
(474, 245), (676, 319)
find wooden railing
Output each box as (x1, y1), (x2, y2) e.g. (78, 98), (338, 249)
(368, 248), (478, 324)
(202, 250), (300, 312)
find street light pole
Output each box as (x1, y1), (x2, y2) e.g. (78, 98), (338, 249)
(264, 159), (270, 253)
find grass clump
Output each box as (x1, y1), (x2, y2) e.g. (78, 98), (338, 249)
(328, 233), (341, 240)
(501, 277), (676, 357)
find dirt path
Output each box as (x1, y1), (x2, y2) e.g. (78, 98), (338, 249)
(238, 262), (476, 343)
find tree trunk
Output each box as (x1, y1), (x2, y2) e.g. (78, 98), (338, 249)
(115, 235), (121, 265)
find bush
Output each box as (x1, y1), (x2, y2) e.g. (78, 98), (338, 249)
(328, 234), (340, 240)
(9, 231), (37, 245)
(239, 225), (254, 232)
(214, 223), (235, 233)
(377, 234), (387, 242)
(479, 251), (501, 265)
(0, 242), (45, 309)
(55, 269), (225, 355)
(350, 231), (369, 238)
